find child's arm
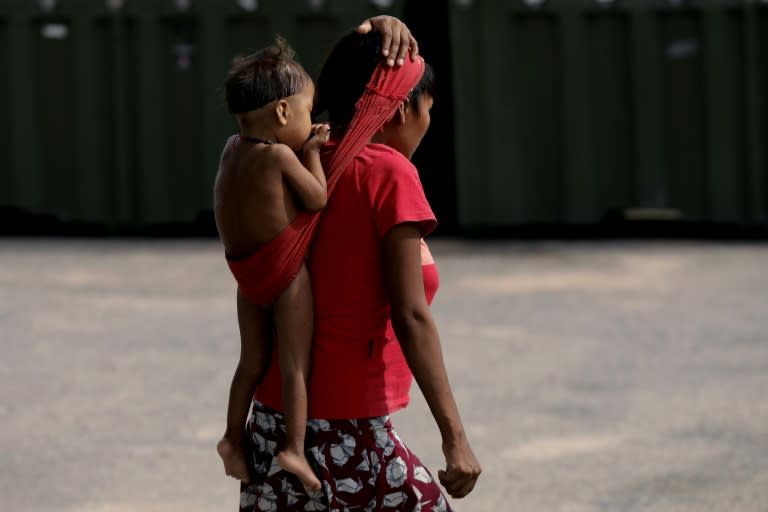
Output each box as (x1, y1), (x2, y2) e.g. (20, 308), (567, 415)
(274, 124), (330, 211)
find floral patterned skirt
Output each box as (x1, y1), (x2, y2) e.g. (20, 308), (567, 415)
(239, 400), (454, 512)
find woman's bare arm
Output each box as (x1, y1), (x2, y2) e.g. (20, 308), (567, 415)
(382, 223), (481, 499)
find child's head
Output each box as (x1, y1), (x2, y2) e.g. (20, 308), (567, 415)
(225, 37), (314, 151)
(314, 31), (435, 157)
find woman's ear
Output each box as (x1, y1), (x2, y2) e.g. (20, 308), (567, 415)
(275, 100), (289, 126)
(396, 101), (407, 125)
(385, 101), (407, 126)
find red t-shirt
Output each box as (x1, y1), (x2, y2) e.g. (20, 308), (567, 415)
(254, 142), (438, 419)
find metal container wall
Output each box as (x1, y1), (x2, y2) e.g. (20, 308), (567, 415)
(449, 0), (767, 228)
(0, 0), (404, 226)
(0, 7), (10, 209)
(3, 0), (130, 225)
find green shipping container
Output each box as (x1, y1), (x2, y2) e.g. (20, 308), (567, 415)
(0, 0), (405, 228)
(449, 0), (768, 229)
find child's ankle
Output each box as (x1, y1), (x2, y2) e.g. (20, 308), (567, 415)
(283, 442), (305, 456)
(223, 430), (245, 446)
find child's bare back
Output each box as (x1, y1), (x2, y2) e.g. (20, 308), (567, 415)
(215, 136), (308, 258)
(214, 40), (328, 493)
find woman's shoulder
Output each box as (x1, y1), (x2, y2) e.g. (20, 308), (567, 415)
(364, 142), (408, 160)
(359, 143), (417, 176)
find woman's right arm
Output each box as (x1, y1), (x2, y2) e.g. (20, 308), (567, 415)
(382, 223), (482, 499)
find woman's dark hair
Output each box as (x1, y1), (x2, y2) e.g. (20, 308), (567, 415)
(314, 31), (435, 131)
(224, 36), (312, 114)
(408, 63), (436, 112)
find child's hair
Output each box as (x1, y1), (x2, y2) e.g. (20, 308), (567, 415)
(224, 36), (312, 115)
(314, 31), (435, 132)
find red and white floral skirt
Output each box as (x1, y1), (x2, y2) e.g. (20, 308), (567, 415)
(239, 400), (454, 512)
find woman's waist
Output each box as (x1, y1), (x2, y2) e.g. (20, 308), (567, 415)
(251, 400), (392, 428)
(256, 336), (412, 419)
(257, 382), (411, 420)
(311, 316), (392, 344)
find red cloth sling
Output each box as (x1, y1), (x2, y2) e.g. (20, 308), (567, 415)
(227, 55), (426, 305)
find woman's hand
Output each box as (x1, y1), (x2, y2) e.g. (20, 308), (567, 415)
(439, 438), (482, 499)
(356, 15), (419, 67)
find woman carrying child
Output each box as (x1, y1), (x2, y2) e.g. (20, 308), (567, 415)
(214, 15), (426, 496)
(230, 16), (481, 512)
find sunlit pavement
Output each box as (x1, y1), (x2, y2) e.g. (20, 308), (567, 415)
(2, 238), (767, 512)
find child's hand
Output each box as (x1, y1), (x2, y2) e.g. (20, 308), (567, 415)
(302, 124), (330, 153)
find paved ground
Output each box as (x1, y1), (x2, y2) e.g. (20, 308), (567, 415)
(1, 238), (767, 512)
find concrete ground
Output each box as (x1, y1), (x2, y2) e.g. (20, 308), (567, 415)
(1, 238), (767, 512)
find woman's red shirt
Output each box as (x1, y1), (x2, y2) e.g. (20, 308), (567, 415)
(254, 142), (438, 419)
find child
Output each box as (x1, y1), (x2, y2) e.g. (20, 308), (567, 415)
(213, 38), (327, 492)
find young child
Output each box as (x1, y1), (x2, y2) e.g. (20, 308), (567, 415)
(213, 38), (327, 492)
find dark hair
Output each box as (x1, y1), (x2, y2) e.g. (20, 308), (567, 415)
(408, 63), (436, 112)
(224, 36), (312, 114)
(314, 31), (435, 131)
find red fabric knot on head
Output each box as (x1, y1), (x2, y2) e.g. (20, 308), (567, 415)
(328, 55), (426, 184)
(363, 55), (425, 100)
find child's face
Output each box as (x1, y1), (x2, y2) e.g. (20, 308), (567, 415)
(281, 81), (315, 152)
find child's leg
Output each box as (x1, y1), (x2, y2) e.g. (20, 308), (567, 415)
(273, 263), (321, 491)
(218, 288), (272, 483)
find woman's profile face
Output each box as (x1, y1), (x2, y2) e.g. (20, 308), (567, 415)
(388, 94), (433, 159)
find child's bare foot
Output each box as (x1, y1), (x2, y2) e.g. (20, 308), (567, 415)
(277, 449), (321, 491)
(217, 437), (250, 484)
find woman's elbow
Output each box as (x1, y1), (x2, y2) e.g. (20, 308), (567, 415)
(391, 307), (431, 338)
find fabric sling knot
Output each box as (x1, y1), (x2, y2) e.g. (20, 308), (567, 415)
(327, 55), (425, 193)
(227, 54), (426, 305)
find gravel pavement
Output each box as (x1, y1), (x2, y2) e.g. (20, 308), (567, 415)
(1, 238), (767, 512)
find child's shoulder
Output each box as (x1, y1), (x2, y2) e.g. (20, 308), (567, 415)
(239, 140), (297, 168)
(262, 142), (298, 161)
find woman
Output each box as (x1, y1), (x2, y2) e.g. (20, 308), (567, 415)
(237, 18), (481, 512)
